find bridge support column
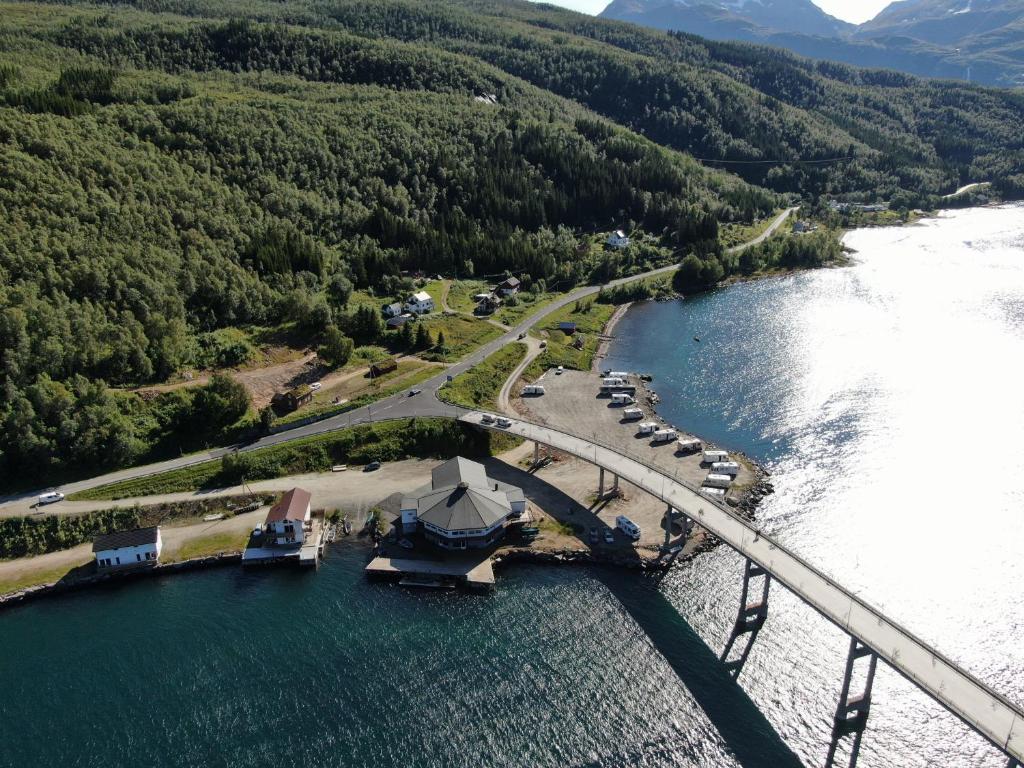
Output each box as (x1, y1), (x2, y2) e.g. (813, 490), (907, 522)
(824, 637), (879, 768)
(598, 467), (605, 497)
(533, 441), (540, 465)
(720, 558), (770, 677)
(612, 473), (619, 492)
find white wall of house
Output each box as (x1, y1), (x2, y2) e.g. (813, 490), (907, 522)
(405, 292), (434, 314)
(400, 507), (418, 535)
(268, 518), (306, 545)
(95, 536), (162, 569)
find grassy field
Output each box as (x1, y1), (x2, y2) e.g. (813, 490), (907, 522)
(0, 556), (92, 596)
(420, 315), (504, 361)
(439, 343), (528, 409)
(445, 279), (490, 313)
(71, 418), (509, 500)
(165, 530), (250, 562)
(525, 300), (615, 380)
(720, 211), (784, 248)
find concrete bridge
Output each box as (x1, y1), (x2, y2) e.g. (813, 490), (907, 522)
(459, 409), (1023, 768)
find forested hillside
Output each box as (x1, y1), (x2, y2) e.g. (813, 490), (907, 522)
(1, 0), (1022, 487)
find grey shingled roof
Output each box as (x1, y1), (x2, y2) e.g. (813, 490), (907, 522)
(92, 526), (160, 553)
(401, 457), (520, 533)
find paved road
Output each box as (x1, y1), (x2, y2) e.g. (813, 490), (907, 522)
(6, 207), (797, 508)
(461, 410), (1023, 764)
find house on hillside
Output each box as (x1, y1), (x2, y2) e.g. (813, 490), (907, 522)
(558, 321), (577, 334)
(475, 294), (503, 315)
(405, 291), (434, 315)
(400, 457), (526, 550)
(606, 230), (630, 249)
(387, 313), (412, 329)
(383, 302), (403, 318)
(271, 384), (313, 413)
(496, 277), (521, 297)
(264, 488), (312, 546)
(93, 527), (162, 570)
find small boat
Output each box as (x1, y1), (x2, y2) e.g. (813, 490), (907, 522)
(520, 526), (540, 536)
(693, 336), (701, 342)
(332, 464), (347, 472)
(342, 519), (352, 535)
(399, 576), (454, 590)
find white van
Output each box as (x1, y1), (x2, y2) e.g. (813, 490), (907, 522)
(702, 449), (729, 464)
(622, 407), (643, 420)
(37, 491), (65, 505)
(700, 486), (726, 499)
(615, 515), (641, 541)
(610, 393), (635, 405)
(676, 437), (702, 453)
(637, 422), (658, 435)
(605, 371), (630, 379)
(711, 461), (741, 476)
(652, 428), (678, 443)
(601, 377), (625, 387)
(704, 473), (733, 489)
(520, 384), (546, 396)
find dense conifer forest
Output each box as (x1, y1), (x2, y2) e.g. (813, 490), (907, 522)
(1, 0), (1021, 486)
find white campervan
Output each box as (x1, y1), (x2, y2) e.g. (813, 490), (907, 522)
(610, 393), (635, 405)
(704, 473), (733, 489)
(676, 437), (702, 454)
(711, 461), (741, 476)
(702, 449), (729, 464)
(615, 515), (641, 541)
(637, 422), (658, 435)
(622, 407), (643, 420)
(521, 384), (546, 396)
(652, 428), (678, 443)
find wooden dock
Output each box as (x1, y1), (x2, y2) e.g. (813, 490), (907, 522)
(365, 556), (495, 589)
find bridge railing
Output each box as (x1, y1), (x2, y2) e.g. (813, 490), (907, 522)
(469, 410), (1023, 757)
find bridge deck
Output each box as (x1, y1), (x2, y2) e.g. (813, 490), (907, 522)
(465, 412), (1022, 761)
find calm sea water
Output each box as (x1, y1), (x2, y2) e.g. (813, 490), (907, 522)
(2, 207), (1022, 768)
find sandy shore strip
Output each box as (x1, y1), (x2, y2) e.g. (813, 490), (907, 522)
(591, 301), (632, 372)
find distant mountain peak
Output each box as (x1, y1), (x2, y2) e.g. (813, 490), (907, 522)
(601, 0), (854, 38)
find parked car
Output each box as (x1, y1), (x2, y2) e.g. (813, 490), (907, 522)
(480, 413), (496, 424)
(603, 530), (615, 545)
(556, 365), (564, 375)
(309, 382), (322, 391)
(37, 491), (64, 506)
(364, 461), (381, 472)
(539, 341), (547, 349)
(495, 416), (512, 428)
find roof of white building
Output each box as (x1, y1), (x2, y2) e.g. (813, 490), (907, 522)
(92, 526), (160, 552)
(409, 291), (431, 302)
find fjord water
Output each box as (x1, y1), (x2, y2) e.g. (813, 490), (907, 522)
(2, 207), (1022, 768)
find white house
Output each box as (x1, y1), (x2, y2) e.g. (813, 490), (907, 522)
(93, 526), (162, 570)
(405, 291), (434, 315)
(496, 276), (521, 297)
(382, 302), (403, 318)
(400, 457), (526, 550)
(264, 487), (312, 546)
(606, 229), (630, 249)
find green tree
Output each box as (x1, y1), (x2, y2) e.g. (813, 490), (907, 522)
(192, 373), (250, 432)
(399, 321), (415, 348)
(415, 324), (432, 350)
(319, 326), (354, 368)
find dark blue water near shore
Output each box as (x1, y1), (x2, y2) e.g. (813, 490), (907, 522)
(2, 207), (1023, 768)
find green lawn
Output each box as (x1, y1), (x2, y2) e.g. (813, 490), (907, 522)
(419, 314), (503, 361)
(720, 211), (783, 248)
(165, 530), (251, 562)
(445, 279), (490, 313)
(439, 342), (528, 409)
(525, 300), (615, 379)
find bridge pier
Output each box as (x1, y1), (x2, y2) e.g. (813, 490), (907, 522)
(824, 637), (879, 768)
(598, 467), (605, 497)
(720, 558), (771, 678)
(533, 441), (540, 465)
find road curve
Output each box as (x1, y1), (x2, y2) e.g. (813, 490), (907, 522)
(3, 207), (797, 507)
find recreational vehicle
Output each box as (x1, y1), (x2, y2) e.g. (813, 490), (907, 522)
(636, 422), (659, 435)
(704, 473), (733, 489)
(610, 393), (635, 405)
(521, 385), (546, 396)
(615, 515), (641, 541)
(702, 449), (729, 464)
(652, 428), (678, 443)
(676, 437), (702, 454)
(700, 487), (726, 499)
(622, 407), (643, 420)
(711, 461), (741, 476)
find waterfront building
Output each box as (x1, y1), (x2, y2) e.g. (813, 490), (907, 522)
(93, 527), (162, 570)
(400, 457), (526, 550)
(264, 488), (312, 546)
